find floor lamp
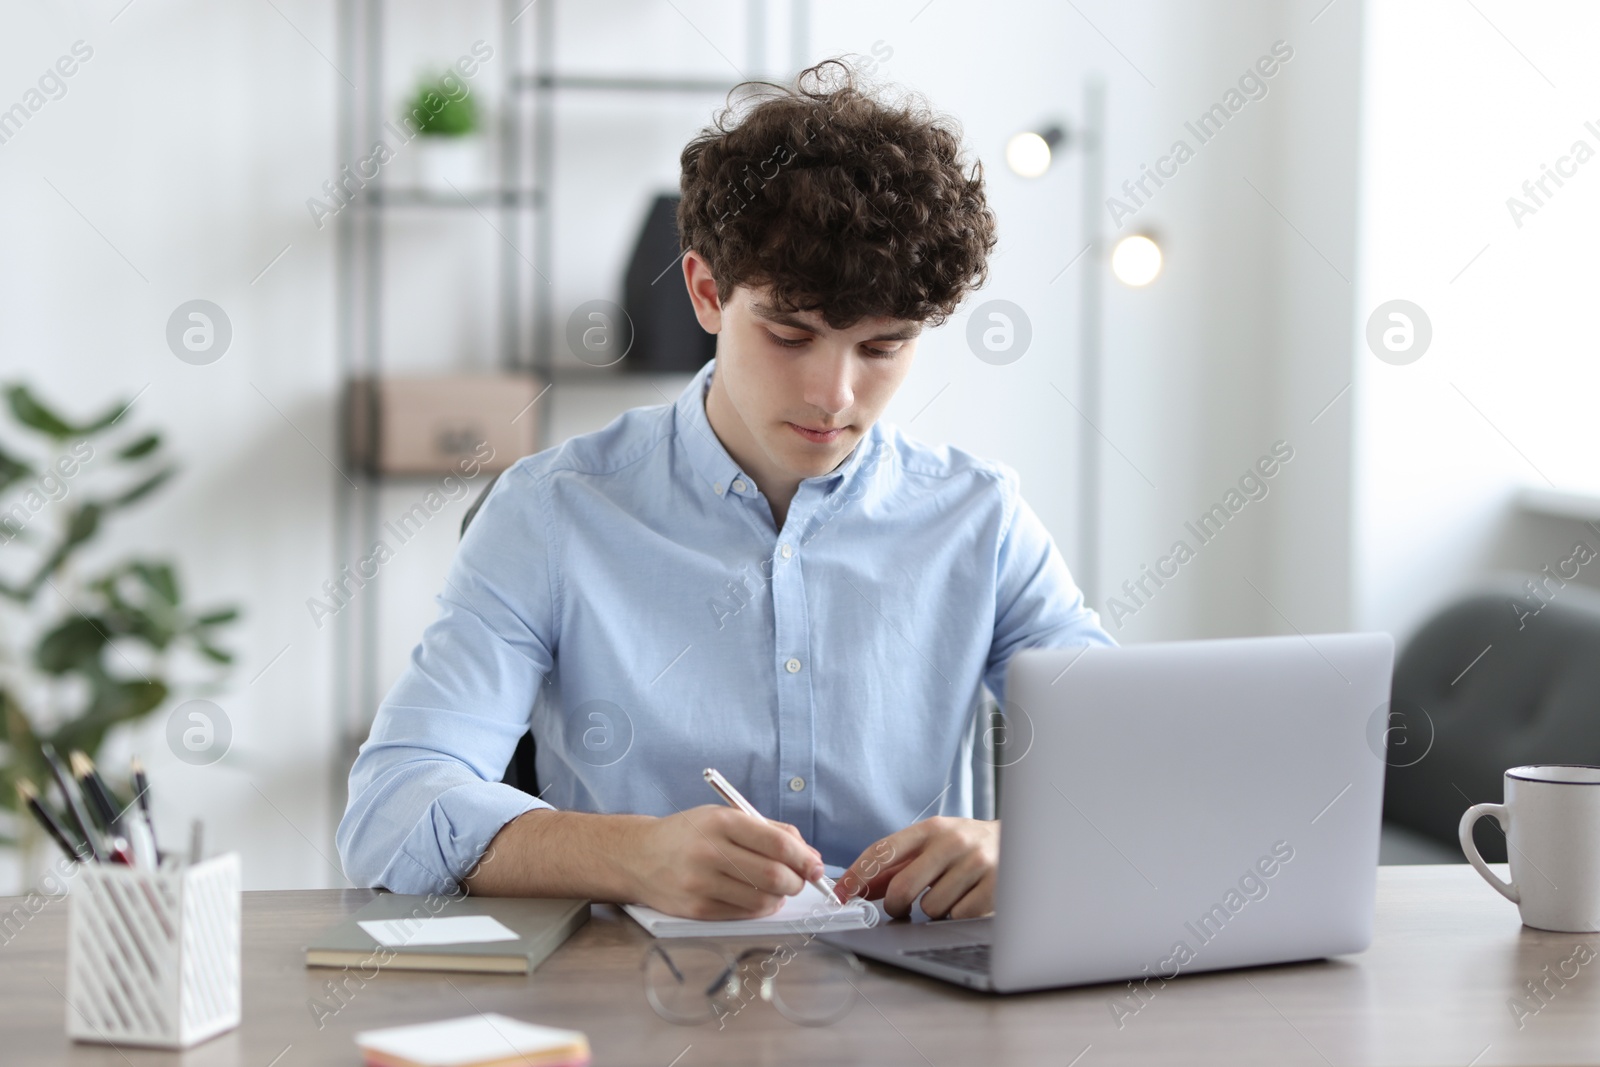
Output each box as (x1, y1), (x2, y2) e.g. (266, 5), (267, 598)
(1006, 79), (1107, 606)
(1008, 82), (1167, 609)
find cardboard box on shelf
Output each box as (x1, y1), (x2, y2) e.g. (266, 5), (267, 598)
(345, 375), (543, 476)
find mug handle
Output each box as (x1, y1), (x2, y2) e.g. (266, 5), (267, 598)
(1459, 802), (1519, 904)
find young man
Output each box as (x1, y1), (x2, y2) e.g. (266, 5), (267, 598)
(337, 59), (1113, 922)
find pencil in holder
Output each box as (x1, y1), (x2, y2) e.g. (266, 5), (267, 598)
(64, 852), (241, 1050)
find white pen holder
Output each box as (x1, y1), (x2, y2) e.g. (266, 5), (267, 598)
(65, 852), (241, 1050)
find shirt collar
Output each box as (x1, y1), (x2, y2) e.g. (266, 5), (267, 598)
(672, 358), (878, 502)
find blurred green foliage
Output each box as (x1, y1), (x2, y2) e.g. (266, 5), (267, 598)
(405, 73), (479, 137)
(0, 385), (240, 844)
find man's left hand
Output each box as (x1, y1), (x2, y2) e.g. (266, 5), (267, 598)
(835, 817), (999, 920)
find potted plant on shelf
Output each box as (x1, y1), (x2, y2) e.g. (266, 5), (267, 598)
(404, 71), (486, 193)
(0, 385), (240, 892)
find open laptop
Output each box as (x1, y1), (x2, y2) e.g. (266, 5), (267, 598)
(820, 633), (1395, 993)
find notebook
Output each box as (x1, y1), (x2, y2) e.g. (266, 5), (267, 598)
(355, 1013), (589, 1067)
(306, 893), (589, 974)
(623, 879), (878, 938)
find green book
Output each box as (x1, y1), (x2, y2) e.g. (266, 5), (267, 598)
(304, 892), (590, 975)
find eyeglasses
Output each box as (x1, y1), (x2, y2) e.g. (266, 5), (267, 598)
(641, 938), (865, 1027)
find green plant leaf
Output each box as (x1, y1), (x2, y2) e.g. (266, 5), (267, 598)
(79, 561), (185, 650)
(133, 562), (179, 605)
(117, 433), (161, 460)
(0, 689), (21, 742)
(52, 679), (169, 759)
(22, 502), (103, 596)
(111, 466), (176, 509)
(116, 601), (175, 650)
(0, 445), (34, 494)
(194, 607), (240, 627)
(35, 616), (110, 675)
(65, 502), (101, 545)
(2, 695), (45, 797)
(7, 385), (76, 438)
(100, 678), (169, 722)
(78, 398), (132, 435)
(196, 642), (234, 665)
(6, 386), (132, 446)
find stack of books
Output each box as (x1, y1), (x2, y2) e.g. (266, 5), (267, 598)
(355, 1014), (590, 1067)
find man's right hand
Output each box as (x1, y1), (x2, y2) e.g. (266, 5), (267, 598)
(623, 805), (825, 920)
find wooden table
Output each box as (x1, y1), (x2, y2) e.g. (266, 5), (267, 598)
(3, 865), (1599, 1065)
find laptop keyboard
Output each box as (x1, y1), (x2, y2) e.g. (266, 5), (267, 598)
(902, 942), (992, 975)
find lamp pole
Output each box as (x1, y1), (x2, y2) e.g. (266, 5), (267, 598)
(1076, 79), (1106, 608)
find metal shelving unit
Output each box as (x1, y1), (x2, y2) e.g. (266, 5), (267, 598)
(331, 0), (769, 773)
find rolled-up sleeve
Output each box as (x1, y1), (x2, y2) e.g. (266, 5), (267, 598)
(336, 461), (559, 894)
(983, 465), (1116, 705)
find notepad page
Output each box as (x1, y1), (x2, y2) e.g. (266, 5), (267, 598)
(623, 880), (877, 937)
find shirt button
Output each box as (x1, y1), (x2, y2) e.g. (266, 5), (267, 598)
(785, 657), (801, 673)
(732, 478), (747, 493)
(788, 776), (806, 792)
(713, 482), (724, 495)
(780, 543), (793, 559)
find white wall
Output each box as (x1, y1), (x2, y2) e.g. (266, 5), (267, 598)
(1355, 0), (1600, 641)
(1077, 0), (1363, 643)
(1, 1), (344, 891)
(0, 0), (1363, 891)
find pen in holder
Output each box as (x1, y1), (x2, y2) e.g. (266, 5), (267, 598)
(65, 852), (241, 1050)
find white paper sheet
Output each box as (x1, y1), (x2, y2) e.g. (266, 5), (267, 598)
(355, 1012), (586, 1066)
(357, 914), (519, 947)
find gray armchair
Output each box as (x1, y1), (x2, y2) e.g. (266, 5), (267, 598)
(1383, 577), (1600, 862)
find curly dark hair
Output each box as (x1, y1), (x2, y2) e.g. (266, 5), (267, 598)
(677, 58), (997, 330)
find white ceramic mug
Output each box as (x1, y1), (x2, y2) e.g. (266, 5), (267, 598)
(1460, 765), (1600, 933)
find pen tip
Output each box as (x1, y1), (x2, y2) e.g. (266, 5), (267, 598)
(69, 750), (92, 777)
(16, 778), (36, 801)
(130, 754), (144, 774)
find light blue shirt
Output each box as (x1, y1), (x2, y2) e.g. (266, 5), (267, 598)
(337, 358), (1114, 894)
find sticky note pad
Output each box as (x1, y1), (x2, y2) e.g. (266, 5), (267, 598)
(356, 915), (519, 947)
(355, 1013), (590, 1067)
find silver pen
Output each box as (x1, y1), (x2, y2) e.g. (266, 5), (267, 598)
(702, 767), (839, 903)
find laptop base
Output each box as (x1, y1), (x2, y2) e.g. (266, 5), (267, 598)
(820, 915), (996, 992)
